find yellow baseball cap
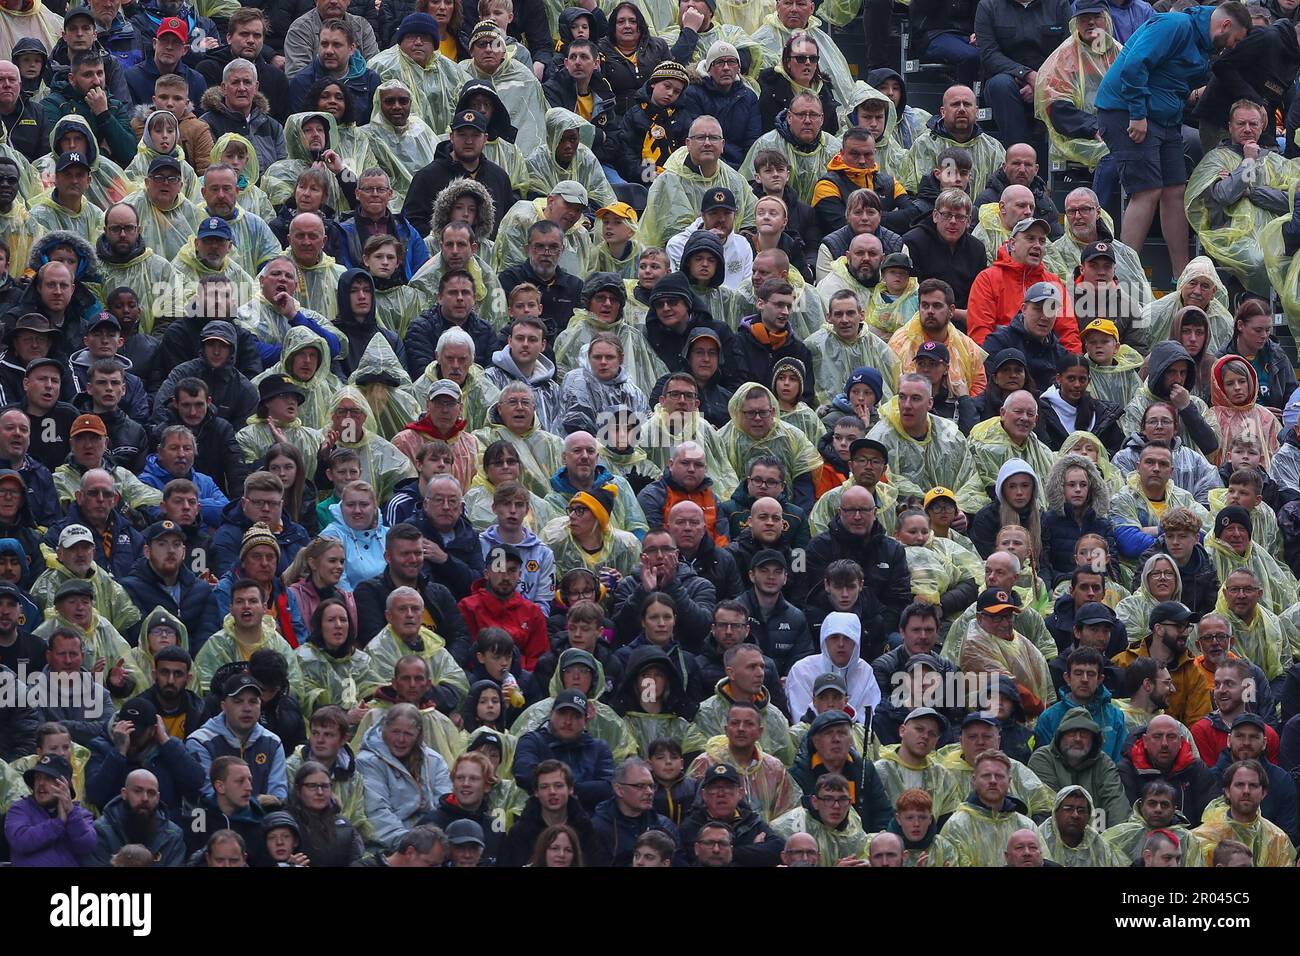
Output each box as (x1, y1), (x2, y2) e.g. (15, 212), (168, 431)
(595, 201), (638, 224)
(1082, 318), (1119, 342)
(923, 487), (957, 508)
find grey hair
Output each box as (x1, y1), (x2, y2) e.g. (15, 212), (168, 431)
(158, 425), (196, 447)
(670, 441), (704, 461)
(222, 58), (257, 82)
(987, 550), (1022, 575)
(383, 702), (424, 742)
(385, 585), (423, 611)
(1001, 389), (1036, 412)
(426, 474), (462, 497)
(614, 757), (653, 784)
(1198, 611), (1232, 631)
(500, 381), (533, 402)
(435, 326), (476, 362)
(899, 372), (932, 397)
(397, 824), (449, 854)
(1067, 186), (1099, 206)
(81, 468), (116, 492)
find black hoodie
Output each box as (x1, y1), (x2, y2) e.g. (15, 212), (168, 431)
(643, 272), (741, 381)
(401, 138), (517, 240)
(1205, 20), (1300, 132)
(454, 79), (519, 146)
(1143, 340), (1220, 456)
(330, 267), (406, 380)
(610, 644), (699, 721)
(756, 67), (840, 136)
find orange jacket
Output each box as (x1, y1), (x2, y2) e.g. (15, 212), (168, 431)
(965, 245), (1081, 352)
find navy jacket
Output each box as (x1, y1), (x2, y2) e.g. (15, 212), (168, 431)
(1212, 749), (1298, 843)
(404, 305), (500, 381)
(118, 556), (221, 647)
(513, 724), (615, 811)
(44, 506), (144, 582)
(589, 797), (678, 866)
(408, 512), (485, 600)
(287, 58), (382, 120)
(84, 734), (206, 827)
(209, 497), (311, 579)
(124, 59), (207, 107)
(677, 76), (761, 168)
(1040, 505), (1119, 587)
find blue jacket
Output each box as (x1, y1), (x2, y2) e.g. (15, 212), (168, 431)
(119, 554), (221, 648)
(139, 454), (229, 530)
(43, 505), (143, 582)
(85, 796), (187, 867)
(1105, 0), (1156, 43)
(124, 59), (207, 107)
(514, 724), (615, 812)
(1095, 6), (1215, 126)
(319, 502), (389, 590)
(1213, 748), (1299, 843)
(1033, 685), (1130, 763)
(589, 797), (678, 866)
(185, 712), (288, 801)
(409, 511), (485, 600)
(286, 57), (382, 122)
(84, 733), (207, 827)
(0, 454), (59, 527)
(678, 77), (761, 168)
(1040, 505), (1119, 588)
(338, 212), (430, 280)
(209, 496), (311, 578)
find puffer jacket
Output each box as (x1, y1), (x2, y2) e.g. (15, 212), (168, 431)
(801, 516), (912, 630)
(610, 562), (717, 653)
(1115, 726), (1219, 826)
(355, 722), (452, 851)
(1040, 456), (1118, 586)
(405, 304), (499, 378)
(677, 76), (761, 168)
(197, 87), (287, 179)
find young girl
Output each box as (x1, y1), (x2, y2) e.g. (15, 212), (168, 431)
(969, 458), (1044, 562)
(1210, 355), (1280, 465)
(589, 203), (643, 278)
(1056, 532), (1131, 603)
(1041, 453), (1118, 588)
(127, 110), (201, 201)
(772, 358), (823, 445)
(997, 524), (1052, 614)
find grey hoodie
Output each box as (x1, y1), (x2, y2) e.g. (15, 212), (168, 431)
(484, 345), (563, 431)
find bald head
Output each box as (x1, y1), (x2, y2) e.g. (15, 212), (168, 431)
(868, 831), (904, 866)
(1005, 828), (1043, 866)
(781, 831), (820, 866)
(999, 184), (1035, 229)
(1003, 144), (1039, 186)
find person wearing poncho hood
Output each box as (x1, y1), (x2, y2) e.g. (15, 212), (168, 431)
(458, 20), (549, 158)
(439, 78), (530, 204)
(366, 13), (462, 135)
(406, 110), (518, 246)
(526, 107), (615, 213)
(364, 79), (438, 200)
(1191, 760), (1296, 866)
(318, 386), (416, 505)
(394, 377), (481, 485)
(555, 271), (665, 396)
(1036, 783), (1125, 865)
(743, 90), (842, 205)
(717, 383), (820, 512)
(1121, 339), (1222, 460)
(347, 335), (424, 442)
(898, 84), (1007, 193)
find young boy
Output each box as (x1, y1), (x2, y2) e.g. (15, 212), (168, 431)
(815, 414), (865, 498)
(648, 736), (697, 826)
(480, 0), (534, 68)
(480, 479), (557, 614)
(911, 146), (972, 224)
(213, 134), (274, 221)
(468, 627), (526, 713)
(104, 286), (159, 386)
(70, 313), (149, 421)
(591, 201), (642, 277)
(865, 251), (919, 340)
(1219, 434), (1284, 510)
(1211, 466), (1283, 561)
(1079, 317), (1141, 410)
(529, 597), (614, 697)
(616, 60), (691, 185)
(771, 358), (821, 445)
(141, 74), (213, 177)
(315, 447), (362, 530)
(506, 282), (544, 326)
(13, 37), (48, 102)
(362, 235), (420, 337)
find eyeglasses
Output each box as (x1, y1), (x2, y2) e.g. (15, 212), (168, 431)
(936, 211), (970, 222)
(617, 781), (655, 791)
(789, 110), (822, 120)
(300, 781), (331, 791)
(1065, 205), (1098, 215)
(1148, 571), (1175, 580)
(665, 390), (698, 401)
(741, 409), (773, 419)
(841, 506), (876, 516)
(849, 457), (885, 467)
(816, 795), (850, 806)
(688, 134), (723, 143)
(709, 58), (739, 67)
(149, 174), (181, 184)
(747, 476), (782, 488)
(568, 588), (597, 600)
(714, 621), (747, 631)
(1145, 417), (1175, 427)
(106, 223), (137, 233)
(695, 839), (732, 848)
(357, 185), (389, 194)
(789, 54), (820, 64)
(567, 504), (591, 515)
(1226, 586), (1259, 595)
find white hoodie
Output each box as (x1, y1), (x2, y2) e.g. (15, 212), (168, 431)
(785, 611), (882, 725)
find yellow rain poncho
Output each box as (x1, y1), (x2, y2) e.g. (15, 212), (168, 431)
(33, 609), (148, 704)
(211, 207), (284, 281)
(362, 625), (469, 708)
(236, 409), (326, 477)
(1213, 591), (1295, 679)
(35, 115), (131, 212)
(459, 52), (550, 158)
(31, 548), (141, 636)
(0, 758), (29, 815)
(1193, 800), (1297, 867)
(1034, 785), (1126, 866)
(941, 600), (1058, 665)
(956, 418), (1056, 513)
(463, 471), (560, 532)
(27, 189), (103, 245)
(510, 653), (638, 760)
(295, 637), (379, 716)
(690, 742), (801, 821)
(692, 678), (795, 766)
(1186, 143), (1300, 297)
(372, 281), (423, 338)
(125, 116), (202, 203)
(473, 413), (565, 498)
(805, 321), (901, 406)
(51, 462), (161, 513)
(8, 744), (91, 814)
(873, 744), (963, 818)
(840, 81), (908, 172)
(208, 133), (276, 223)
(1086, 343), (1145, 409)
(1208, 488), (1282, 562)
(288, 252), (347, 322)
(753, 14), (857, 109)
(972, 202), (1014, 265)
(863, 277), (920, 340)
(93, 244), (179, 336)
(121, 188), (202, 262)
(333, 120), (377, 183)
(637, 405), (738, 497)
(321, 386), (416, 502)
(1206, 532), (1298, 618)
(554, 310), (667, 397)
(0, 0), (62, 52)
(263, 112), (353, 212)
(348, 334), (425, 441)
(526, 108), (617, 211)
(710, 0), (771, 33)
(413, 360), (500, 432)
(1259, 182), (1300, 339)
(638, 146), (758, 249)
(1102, 803), (1205, 865)
(129, 608), (199, 696)
(540, 514), (642, 578)
(865, 396), (974, 500)
(899, 121), (1007, 194)
(236, 285), (344, 366)
(588, 234), (644, 280)
(1115, 556), (1187, 647)
(492, 197), (593, 275)
(888, 318), (988, 400)
(173, 238), (256, 302)
(808, 476), (898, 537)
(780, 402), (822, 445)
(1059, 430), (1124, 492)
(771, 799), (867, 864)
(716, 383), (822, 490)
(940, 794), (1047, 866)
(0, 199), (45, 277)
(907, 533), (980, 606)
(815, 255), (876, 310)
(1137, 257), (1234, 355)
(659, 22), (764, 91)
(937, 744), (1055, 817)
(195, 614), (305, 702)
(410, 253), (507, 332)
(364, 85), (439, 199)
(367, 46), (462, 135)
(741, 126), (843, 206)
(957, 616), (1056, 713)
(1034, 11), (1120, 170)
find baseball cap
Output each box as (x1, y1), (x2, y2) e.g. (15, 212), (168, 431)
(118, 696), (158, 728)
(24, 356), (63, 378)
(144, 519), (186, 544)
(486, 543), (523, 566)
(224, 672), (261, 697)
(1074, 602), (1115, 627)
(57, 524), (94, 548)
(56, 150), (90, 173)
(450, 108), (488, 132)
(427, 379), (463, 402)
(1081, 240), (1117, 263)
(200, 320), (237, 346)
(924, 487), (957, 509)
(903, 706), (948, 731)
(196, 216), (234, 241)
(596, 201), (638, 223)
(85, 311), (121, 332)
(989, 348), (1028, 372)
(148, 154), (182, 176)
(686, 326), (723, 353)
(552, 688), (589, 715)
(63, 6), (94, 24)
(915, 340), (950, 364)
(69, 413), (106, 437)
(156, 16), (188, 41)
(550, 180), (588, 206)
(1082, 318), (1120, 342)
(848, 437), (888, 461)
(1148, 601), (1198, 628)
(962, 712), (999, 729)
(445, 819), (485, 847)
(812, 673), (849, 697)
(750, 548), (788, 571)
(1024, 281), (1061, 304)
(1010, 217), (1050, 236)
(977, 587), (1021, 615)
(1230, 713), (1268, 733)
(468, 730), (504, 753)
(701, 763), (742, 788)
(54, 577), (94, 601)
(0, 580), (21, 603)
(701, 187), (736, 213)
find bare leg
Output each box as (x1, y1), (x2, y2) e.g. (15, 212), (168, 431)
(1120, 188), (1160, 257)
(1160, 185), (1190, 277)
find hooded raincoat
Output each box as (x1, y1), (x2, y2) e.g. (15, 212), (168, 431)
(898, 114), (1007, 194)
(362, 623), (468, 706)
(864, 396), (974, 500)
(348, 334), (425, 441)
(1209, 355), (1280, 464)
(459, 51), (550, 158)
(1259, 181), (1300, 339)
(1138, 257), (1234, 355)
(692, 677), (796, 767)
(250, 326), (337, 430)
(785, 615), (882, 726)
(207, 132), (276, 223)
(366, 46), (462, 134)
(527, 108), (616, 211)
(716, 383), (822, 491)
(295, 635), (378, 715)
(1035, 784), (1126, 865)
(805, 322), (901, 407)
(323, 386), (416, 503)
(32, 549), (140, 637)
(194, 614), (306, 702)
(937, 744), (1055, 817)
(34, 115), (131, 213)
(553, 275), (666, 397)
(509, 649), (639, 760)
(638, 145), (758, 249)
(1102, 802), (1205, 865)
(1034, 10), (1121, 170)
(263, 111), (354, 213)
(364, 83), (439, 199)
(125, 110), (203, 203)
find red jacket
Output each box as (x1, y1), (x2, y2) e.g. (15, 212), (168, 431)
(458, 579), (549, 671)
(1190, 712), (1280, 767)
(965, 244), (1081, 352)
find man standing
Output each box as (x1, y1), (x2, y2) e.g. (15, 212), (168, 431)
(975, 0), (1071, 159)
(1094, 3), (1250, 276)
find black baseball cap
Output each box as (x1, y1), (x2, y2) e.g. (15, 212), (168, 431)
(1074, 602), (1115, 627)
(961, 712), (999, 729)
(848, 438), (888, 461)
(148, 155), (182, 176)
(1080, 240), (1117, 263)
(118, 696), (157, 728)
(977, 587), (1021, 614)
(701, 187), (737, 213)
(750, 548), (787, 570)
(701, 763), (742, 788)
(224, 672), (261, 697)
(450, 109), (488, 132)
(1148, 601), (1198, 628)
(552, 688), (589, 715)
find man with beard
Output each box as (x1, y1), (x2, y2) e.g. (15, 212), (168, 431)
(816, 232), (881, 310)
(1192, 758), (1296, 866)
(3, 752), (97, 866)
(138, 644), (204, 742)
(1101, 779), (1205, 866)
(1113, 600), (1211, 726)
(1027, 705), (1132, 826)
(1117, 714), (1219, 825)
(86, 767), (186, 866)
